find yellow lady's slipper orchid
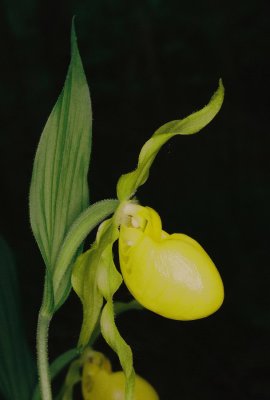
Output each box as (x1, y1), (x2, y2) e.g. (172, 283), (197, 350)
(119, 204), (224, 320)
(82, 350), (159, 400)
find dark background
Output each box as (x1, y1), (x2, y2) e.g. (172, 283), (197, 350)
(1, 0), (270, 399)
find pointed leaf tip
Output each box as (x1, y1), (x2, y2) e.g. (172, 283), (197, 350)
(71, 17), (77, 54)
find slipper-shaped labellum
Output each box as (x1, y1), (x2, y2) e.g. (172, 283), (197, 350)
(119, 205), (224, 320)
(82, 351), (159, 400)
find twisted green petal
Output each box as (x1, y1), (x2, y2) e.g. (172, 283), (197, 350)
(117, 80), (224, 201)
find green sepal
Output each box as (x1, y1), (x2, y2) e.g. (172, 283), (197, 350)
(72, 217), (122, 347)
(72, 246), (104, 348)
(117, 79), (224, 201)
(53, 199), (119, 311)
(72, 215), (135, 400)
(29, 20), (92, 272)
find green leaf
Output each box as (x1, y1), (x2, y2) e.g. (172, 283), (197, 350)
(117, 79), (224, 201)
(0, 237), (36, 400)
(29, 20), (92, 274)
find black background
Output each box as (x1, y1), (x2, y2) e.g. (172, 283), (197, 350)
(1, 0), (270, 399)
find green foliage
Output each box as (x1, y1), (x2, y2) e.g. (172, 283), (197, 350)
(29, 21), (92, 309)
(0, 237), (36, 400)
(117, 79), (224, 201)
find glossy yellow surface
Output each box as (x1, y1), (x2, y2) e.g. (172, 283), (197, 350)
(82, 351), (159, 400)
(119, 206), (224, 320)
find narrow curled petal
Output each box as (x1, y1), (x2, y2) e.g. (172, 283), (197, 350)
(117, 80), (224, 201)
(119, 206), (224, 320)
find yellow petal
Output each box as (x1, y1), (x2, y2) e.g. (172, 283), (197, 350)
(119, 207), (224, 320)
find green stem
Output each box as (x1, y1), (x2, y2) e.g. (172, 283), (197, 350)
(32, 348), (80, 400)
(36, 309), (52, 400)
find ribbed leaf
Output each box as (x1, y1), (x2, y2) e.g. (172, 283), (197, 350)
(29, 21), (92, 273)
(0, 237), (36, 400)
(117, 80), (224, 200)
